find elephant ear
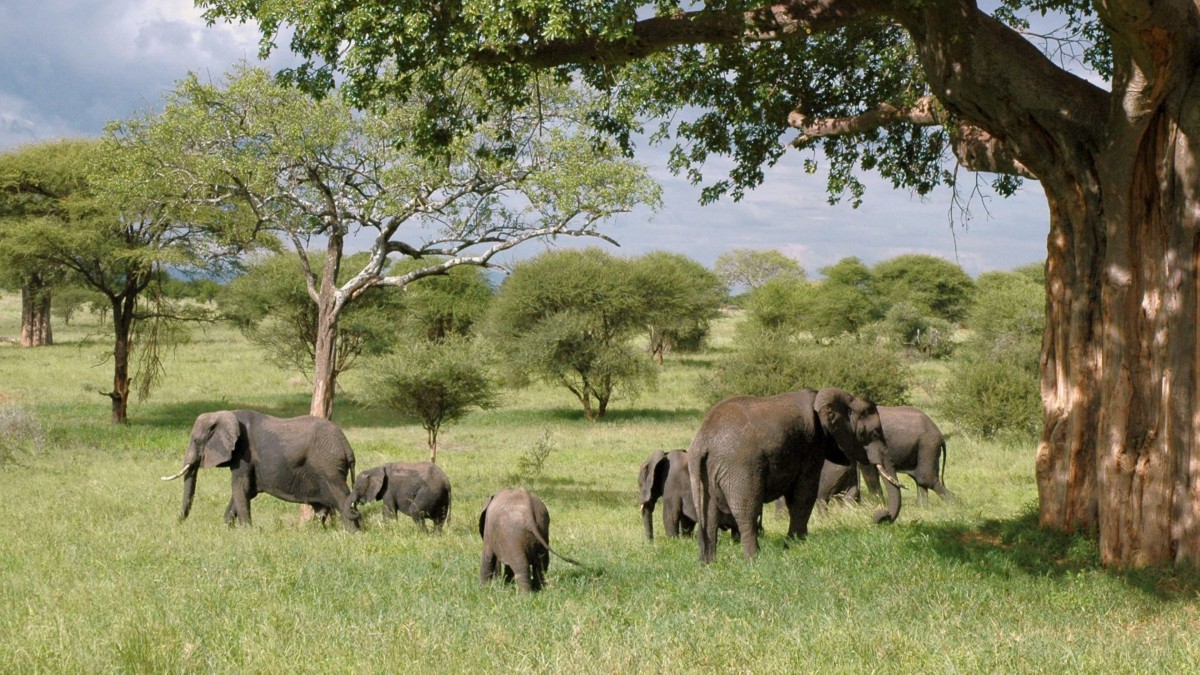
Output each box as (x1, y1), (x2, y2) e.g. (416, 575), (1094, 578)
(478, 494), (495, 539)
(815, 388), (856, 465)
(367, 469), (388, 501)
(638, 451), (668, 504)
(200, 411), (240, 468)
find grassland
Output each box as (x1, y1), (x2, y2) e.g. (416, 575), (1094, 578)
(1, 293), (1198, 673)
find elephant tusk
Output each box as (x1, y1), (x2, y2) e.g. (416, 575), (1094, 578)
(160, 466), (189, 481)
(876, 464), (907, 490)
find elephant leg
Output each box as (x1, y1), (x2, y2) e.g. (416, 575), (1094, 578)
(679, 513), (696, 537)
(230, 476), (252, 526)
(382, 500), (398, 519)
(411, 515), (429, 533)
(785, 469), (822, 540)
(480, 547), (498, 585)
(663, 504), (681, 538)
(697, 481), (722, 564)
(916, 485), (929, 507)
(223, 498), (237, 526)
(732, 506), (762, 560)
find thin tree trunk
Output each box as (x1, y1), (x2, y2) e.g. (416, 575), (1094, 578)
(107, 294), (136, 425)
(19, 274), (53, 347)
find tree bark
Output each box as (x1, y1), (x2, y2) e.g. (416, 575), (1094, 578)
(19, 274), (53, 347)
(107, 293), (137, 425)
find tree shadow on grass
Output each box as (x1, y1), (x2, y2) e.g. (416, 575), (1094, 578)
(916, 507), (1200, 600)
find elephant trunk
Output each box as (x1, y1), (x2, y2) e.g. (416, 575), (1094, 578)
(179, 465), (199, 522)
(641, 503), (654, 541)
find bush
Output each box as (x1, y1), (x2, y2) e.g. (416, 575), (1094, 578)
(941, 353), (1041, 438)
(704, 328), (912, 406)
(352, 335), (497, 462)
(868, 302), (956, 359)
(0, 405), (44, 467)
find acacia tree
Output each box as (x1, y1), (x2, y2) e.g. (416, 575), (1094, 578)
(0, 139), (233, 423)
(128, 65), (659, 420)
(201, 0), (1200, 568)
(713, 249), (806, 293)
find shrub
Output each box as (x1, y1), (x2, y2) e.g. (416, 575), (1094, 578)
(941, 352), (1041, 438)
(704, 329), (911, 406)
(512, 429), (556, 481)
(0, 405), (44, 467)
(869, 302), (956, 359)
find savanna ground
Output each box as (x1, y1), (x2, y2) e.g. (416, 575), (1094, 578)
(1, 292), (1198, 672)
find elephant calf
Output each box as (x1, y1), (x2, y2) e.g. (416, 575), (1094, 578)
(638, 449), (748, 541)
(479, 488), (582, 593)
(351, 462), (452, 532)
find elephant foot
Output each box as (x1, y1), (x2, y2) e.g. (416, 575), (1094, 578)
(872, 508), (895, 524)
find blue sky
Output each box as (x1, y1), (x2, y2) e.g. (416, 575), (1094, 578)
(0, 0), (1052, 277)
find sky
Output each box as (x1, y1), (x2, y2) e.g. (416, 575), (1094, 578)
(0, 0), (1053, 277)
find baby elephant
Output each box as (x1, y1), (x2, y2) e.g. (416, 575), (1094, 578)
(351, 462), (452, 532)
(639, 449), (749, 541)
(479, 488), (582, 593)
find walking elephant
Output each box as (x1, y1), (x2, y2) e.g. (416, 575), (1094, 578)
(689, 387), (901, 563)
(815, 459), (863, 513)
(161, 410), (361, 531)
(638, 449), (748, 541)
(818, 405), (955, 515)
(351, 461), (452, 532)
(478, 488), (582, 593)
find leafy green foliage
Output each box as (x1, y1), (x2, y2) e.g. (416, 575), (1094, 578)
(713, 248), (805, 292)
(706, 326), (911, 406)
(219, 252), (399, 379)
(629, 250), (727, 360)
(943, 270), (1044, 438)
(871, 254), (975, 323)
(868, 301), (957, 359)
(387, 260), (494, 340)
(486, 248), (655, 420)
(352, 335), (497, 460)
(743, 276), (812, 334)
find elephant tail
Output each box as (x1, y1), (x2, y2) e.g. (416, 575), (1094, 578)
(939, 439), (948, 484)
(528, 527), (587, 568)
(691, 447), (709, 539)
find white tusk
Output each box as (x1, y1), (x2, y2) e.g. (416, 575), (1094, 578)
(876, 464), (906, 490)
(160, 466), (189, 481)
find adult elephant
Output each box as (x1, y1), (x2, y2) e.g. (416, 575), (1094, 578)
(161, 410), (361, 531)
(688, 388), (901, 563)
(858, 405), (955, 506)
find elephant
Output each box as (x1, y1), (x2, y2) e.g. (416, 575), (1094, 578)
(688, 387), (901, 563)
(351, 461), (452, 532)
(478, 488), (582, 593)
(815, 459), (863, 513)
(161, 410), (361, 532)
(638, 449), (749, 541)
(856, 405), (956, 505)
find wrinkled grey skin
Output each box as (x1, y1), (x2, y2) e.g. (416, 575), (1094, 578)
(162, 410), (360, 531)
(479, 488), (582, 593)
(688, 388), (894, 564)
(352, 462), (452, 532)
(638, 449), (746, 541)
(854, 405), (956, 507)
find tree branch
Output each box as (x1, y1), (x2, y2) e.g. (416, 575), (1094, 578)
(472, 0), (890, 68)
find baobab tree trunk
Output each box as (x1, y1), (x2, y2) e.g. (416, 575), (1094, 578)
(1036, 74), (1200, 567)
(19, 274), (53, 347)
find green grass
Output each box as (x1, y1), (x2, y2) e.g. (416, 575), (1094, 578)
(2, 294), (1199, 672)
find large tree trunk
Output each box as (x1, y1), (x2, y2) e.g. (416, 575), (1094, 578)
(1036, 57), (1200, 567)
(309, 305), (339, 420)
(19, 274), (53, 347)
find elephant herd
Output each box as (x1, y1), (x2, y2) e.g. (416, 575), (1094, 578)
(163, 387), (954, 592)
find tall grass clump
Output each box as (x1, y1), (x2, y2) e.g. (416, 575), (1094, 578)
(0, 404), (44, 467)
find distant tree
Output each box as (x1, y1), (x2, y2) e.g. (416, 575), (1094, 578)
(870, 301), (956, 358)
(220, 251), (399, 381)
(713, 249), (805, 292)
(743, 276), (811, 335)
(805, 257), (879, 338)
(129, 65), (658, 420)
(629, 251), (727, 363)
(0, 139), (235, 423)
(487, 248), (654, 420)
(388, 259), (494, 340)
(872, 254), (974, 323)
(51, 285), (101, 327)
(354, 335), (497, 463)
